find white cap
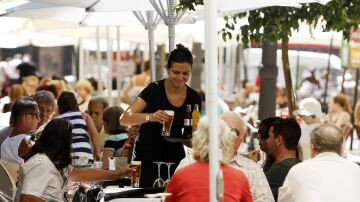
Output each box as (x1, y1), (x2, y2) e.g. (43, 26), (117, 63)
(293, 98), (324, 118)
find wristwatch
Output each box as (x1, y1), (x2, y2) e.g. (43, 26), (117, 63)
(146, 114), (150, 122)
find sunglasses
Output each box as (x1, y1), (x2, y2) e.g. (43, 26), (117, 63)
(26, 112), (40, 119)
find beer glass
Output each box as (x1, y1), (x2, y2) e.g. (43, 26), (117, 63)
(130, 161), (142, 187)
(161, 110), (174, 137)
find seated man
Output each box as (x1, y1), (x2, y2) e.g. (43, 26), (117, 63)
(293, 98), (323, 160)
(265, 118), (302, 201)
(87, 97), (109, 150)
(1, 96), (39, 164)
(0, 90), (56, 157)
(278, 124), (360, 202)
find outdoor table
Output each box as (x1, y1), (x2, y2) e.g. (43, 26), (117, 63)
(101, 186), (163, 202)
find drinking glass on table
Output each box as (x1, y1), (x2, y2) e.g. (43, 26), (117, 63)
(153, 162), (165, 187)
(130, 161), (142, 187)
(161, 110), (174, 137)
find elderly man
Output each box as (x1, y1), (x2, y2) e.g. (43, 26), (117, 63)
(177, 111), (274, 202)
(265, 118), (302, 201)
(33, 90), (56, 128)
(293, 97), (323, 159)
(87, 97), (109, 149)
(278, 124), (360, 202)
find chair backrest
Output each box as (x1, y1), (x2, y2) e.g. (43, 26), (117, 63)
(341, 124), (353, 140)
(354, 125), (360, 139)
(0, 160), (18, 200)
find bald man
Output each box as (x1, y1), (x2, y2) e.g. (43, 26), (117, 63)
(177, 111), (274, 202)
(278, 124), (360, 202)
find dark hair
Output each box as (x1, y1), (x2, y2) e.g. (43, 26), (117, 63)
(89, 97), (109, 110)
(143, 60), (150, 71)
(167, 44), (193, 69)
(57, 91), (80, 114)
(9, 95), (38, 126)
(258, 117), (281, 139)
(23, 119), (73, 171)
(103, 106), (127, 134)
(36, 84), (59, 98)
(271, 118), (301, 151)
(87, 77), (98, 91)
(33, 90), (56, 106)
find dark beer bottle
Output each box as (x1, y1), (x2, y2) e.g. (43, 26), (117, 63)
(183, 104), (193, 139)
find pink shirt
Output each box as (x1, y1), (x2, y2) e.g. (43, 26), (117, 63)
(165, 161), (253, 202)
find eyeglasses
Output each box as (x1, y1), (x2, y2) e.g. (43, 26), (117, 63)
(26, 112), (40, 119)
(231, 128), (240, 136)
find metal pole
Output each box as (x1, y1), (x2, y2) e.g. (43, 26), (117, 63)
(168, 0), (176, 51)
(322, 34), (334, 105)
(295, 49), (300, 89)
(149, 29), (156, 82)
(116, 26), (122, 105)
(205, 0), (220, 201)
(351, 69), (359, 150)
(79, 39), (84, 80)
(147, 11), (157, 82)
(106, 26), (113, 105)
(96, 27), (103, 96)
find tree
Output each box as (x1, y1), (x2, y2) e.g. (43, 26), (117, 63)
(178, 0), (360, 117)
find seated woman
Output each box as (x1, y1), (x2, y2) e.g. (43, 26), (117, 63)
(15, 119), (133, 202)
(165, 116), (252, 202)
(56, 91), (101, 162)
(101, 106), (129, 169)
(325, 94), (352, 138)
(122, 60), (151, 105)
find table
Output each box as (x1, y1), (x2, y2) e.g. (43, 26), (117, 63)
(101, 186), (162, 202)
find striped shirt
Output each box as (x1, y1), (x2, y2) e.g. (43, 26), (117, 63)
(103, 133), (128, 157)
(57, 111), (94, 162)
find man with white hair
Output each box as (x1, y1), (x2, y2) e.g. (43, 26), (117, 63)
(278, 124), (360, 202)
(293, 97), (323, 159)
(177, 111), (274, 202)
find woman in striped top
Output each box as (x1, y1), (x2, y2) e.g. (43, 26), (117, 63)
(57, 91), (101, 163)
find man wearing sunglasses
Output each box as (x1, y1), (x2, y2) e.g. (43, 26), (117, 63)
(1, 95), (40, 164)
(177, 111), (274, 202)
(0, 91), (56, 157)
(220, 111), (274, 202)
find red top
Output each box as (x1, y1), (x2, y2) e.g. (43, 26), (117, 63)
(165, 161), (253, 202)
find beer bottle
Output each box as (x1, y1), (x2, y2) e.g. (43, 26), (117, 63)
(183, 104), (192, 139)
(192, 104), (200, 129)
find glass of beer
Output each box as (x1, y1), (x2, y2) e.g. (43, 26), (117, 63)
(161, 110), (174, 137)
(130, 161), (142, 187)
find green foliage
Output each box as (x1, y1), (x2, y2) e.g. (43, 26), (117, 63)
(177, 0), (360, 47)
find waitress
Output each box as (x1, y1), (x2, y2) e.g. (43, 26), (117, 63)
(120, 44), (202, 187)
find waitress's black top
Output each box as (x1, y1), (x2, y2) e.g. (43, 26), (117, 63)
(134, 79), (202, 163)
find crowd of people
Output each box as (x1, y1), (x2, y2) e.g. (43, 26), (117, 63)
(0, 44), (360, 202)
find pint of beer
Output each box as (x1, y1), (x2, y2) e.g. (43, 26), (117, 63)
(130, 161), (142, 187)
(162, 110), (174, 137)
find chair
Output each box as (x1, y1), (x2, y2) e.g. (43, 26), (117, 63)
(0, 160), (19, 200)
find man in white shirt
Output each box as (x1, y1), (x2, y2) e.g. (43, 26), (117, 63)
(278, 124), (360, 202)
(178, 111), (274, 202)
(293, 98), (323, 160)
